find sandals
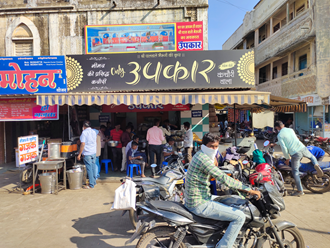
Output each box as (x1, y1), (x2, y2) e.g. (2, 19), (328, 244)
(83, 185), (93, 189)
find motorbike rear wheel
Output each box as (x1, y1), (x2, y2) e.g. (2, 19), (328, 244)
(136, 227), (187, 248)
(303, 173), (330, 193)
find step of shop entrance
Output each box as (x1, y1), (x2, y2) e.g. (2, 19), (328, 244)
(97, 169), (152, 183)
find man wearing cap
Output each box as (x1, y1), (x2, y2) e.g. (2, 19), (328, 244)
(78, 120), (97, 189)
(110, 123), (123, 171)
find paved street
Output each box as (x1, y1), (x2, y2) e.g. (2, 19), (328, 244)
(0, 179), (330, 248)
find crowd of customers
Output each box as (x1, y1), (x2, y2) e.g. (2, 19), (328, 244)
(78, 118), (193, 187)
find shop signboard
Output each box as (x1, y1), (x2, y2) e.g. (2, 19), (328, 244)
(0, 98), (59, 121)
(66, 50), (255, 93)
(18, 135), (38, 165)
(324, 124), (330, 138)
(0, 56), (67, 95)
(85, 21), (203, 54)
(191, 110), (203, 118)
(99, 115), (110, 122)
(291, 94), (321, 106)
(102, 103), (190, 113)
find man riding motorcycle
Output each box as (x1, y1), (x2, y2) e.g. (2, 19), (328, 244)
(184, 133), (261, 248)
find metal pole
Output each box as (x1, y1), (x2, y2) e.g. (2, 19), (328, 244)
(234, 104), (237, 146)
(68, 105), (70, 140)
(323, 104), (325, 138)
(4, 123), (6, 164)
(311, 106), (314, 133)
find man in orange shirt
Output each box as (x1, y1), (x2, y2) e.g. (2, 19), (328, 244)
(110, 123), (123, 171)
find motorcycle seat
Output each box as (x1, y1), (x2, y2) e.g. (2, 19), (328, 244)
(133, 176), (170, 185)
(149, 200), (223, 225)
(317, 137), (328, 142)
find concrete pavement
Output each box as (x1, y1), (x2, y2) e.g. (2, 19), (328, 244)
(1, 181), (330, 248)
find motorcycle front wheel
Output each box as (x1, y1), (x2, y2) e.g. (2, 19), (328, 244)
(136, 227), (187, 248)
(256, 226), (305, 248)
(303, 173), (330, 193)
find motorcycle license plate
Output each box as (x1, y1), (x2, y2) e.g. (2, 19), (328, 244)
(304, 139), (309, 142)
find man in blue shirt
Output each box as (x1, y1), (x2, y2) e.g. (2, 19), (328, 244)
(163, 138), (175, 161)
(307, 146), (325, 162)
(272, 121), (323, 197)
(78, 120), (97, 189)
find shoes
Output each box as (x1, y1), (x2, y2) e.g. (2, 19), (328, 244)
(83, 185), (93, 189)
(314, 164), (324, 177)
(290, 191), (304, 197)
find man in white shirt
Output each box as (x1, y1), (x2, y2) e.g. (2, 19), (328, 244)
(183, 122), (193, 164)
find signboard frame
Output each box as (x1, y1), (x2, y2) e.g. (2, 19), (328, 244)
(18, 135), (38, 165)
(85, 21), (204, 54)
(0, 98), (59, 121)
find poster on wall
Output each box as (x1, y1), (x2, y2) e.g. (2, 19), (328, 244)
(0, 56), (67, 95)
(324, 124), (330, 138)
(18, 135), (38, 165)
(85, 21), (203, 54)
(0, 98), (59, 121)
(102, 103), (190, 113)
(66, 50), (255, 93)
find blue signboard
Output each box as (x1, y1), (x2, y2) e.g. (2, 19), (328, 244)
(0, 56), (67, 95)
(191, 110), (203, 118)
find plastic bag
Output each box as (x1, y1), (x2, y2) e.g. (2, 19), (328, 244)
(111, 179), (136, 210)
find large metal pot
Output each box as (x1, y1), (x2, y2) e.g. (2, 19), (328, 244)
(48, 143), (61, 158)
(175, 141), (184, 149)
(108, 140), (119, 147)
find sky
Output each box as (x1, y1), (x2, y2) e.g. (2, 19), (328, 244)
(208, 0), (260, 50)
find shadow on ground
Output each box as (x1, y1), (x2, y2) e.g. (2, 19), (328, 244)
(70, 211), (136, 248)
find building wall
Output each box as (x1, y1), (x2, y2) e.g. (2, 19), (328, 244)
(180, 104), (209, 140)
(0, 0), (209, 56)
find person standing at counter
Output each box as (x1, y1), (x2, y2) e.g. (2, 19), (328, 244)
(78, 120), (97, 189)
(110, 123), (123, 172)
(121, 126), (132, 172)
(159, 121), (171, 145)
(183, 122), (194, 164)
(99, 125), (107, 160)
(93, 129), (101, 179)
(147, 119), (164, 177)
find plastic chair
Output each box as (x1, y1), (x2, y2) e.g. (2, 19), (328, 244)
(101, 159), (113, 174)
(162, 161), (168, 168)
(127, 164), (141, 178)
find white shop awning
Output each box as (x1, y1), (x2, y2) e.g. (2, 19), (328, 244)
(36, 91), (271, 106)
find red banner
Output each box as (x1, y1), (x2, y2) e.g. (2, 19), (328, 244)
(102, 103), (190, 113)
(0, 98), (59, 121)
(176, 21), (203, 51)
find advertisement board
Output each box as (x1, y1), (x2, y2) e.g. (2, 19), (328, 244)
(85, 21), (203, 54)
(66, 50), (255, 93)
(102, 103), (190, 113)
(18, 135), (38, 165)
(0, 98), (59, 121)
(0, 56), (67, 95)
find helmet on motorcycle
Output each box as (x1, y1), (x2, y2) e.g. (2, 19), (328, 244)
(255, 163), (272, 173)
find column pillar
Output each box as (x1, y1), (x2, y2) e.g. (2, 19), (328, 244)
(254, 29), (259, 47)
(270, 17), (273, 36)
(270, 62), (273, 80)
(243, 39), (247, 49)
(288, 52), (292, 74)
(286, 2), (290, 23)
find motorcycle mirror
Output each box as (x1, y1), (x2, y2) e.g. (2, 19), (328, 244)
(263, 140), (270, 147)
(242, 160), (249, 165)
(316, 125), (319, 129)
(257, 173), (264, 183)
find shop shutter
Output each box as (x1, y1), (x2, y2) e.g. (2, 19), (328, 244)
(14, 41), (33, 56)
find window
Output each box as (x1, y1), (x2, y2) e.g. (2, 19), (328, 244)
(296, 5), (305, 16)
(273, 23), (280, 33)
(258, 24), (267, 43)
(259, 66), (268, 84)
(282, 62), (288, 76)
(290, 12), (294, 21)
(299, 54), (307, 76)
(273, 66), (278, 79)
(14, 41), (33, 56)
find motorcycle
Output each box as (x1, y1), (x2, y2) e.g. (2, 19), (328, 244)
(126, 174), (305, 248)
(123, 153), (187, 228)
(275, 157), (330, 194)
(313, 136), (330, 155)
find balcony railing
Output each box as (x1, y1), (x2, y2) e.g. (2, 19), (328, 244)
(255, 9), (315, 66)
(257, 68), (316, 97)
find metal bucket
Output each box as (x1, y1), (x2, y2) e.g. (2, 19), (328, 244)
(48, 143), (61, 158)
(39, 173), (56, 194)
(67, 170), (83, 190)
(74, 164), (87, 185)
